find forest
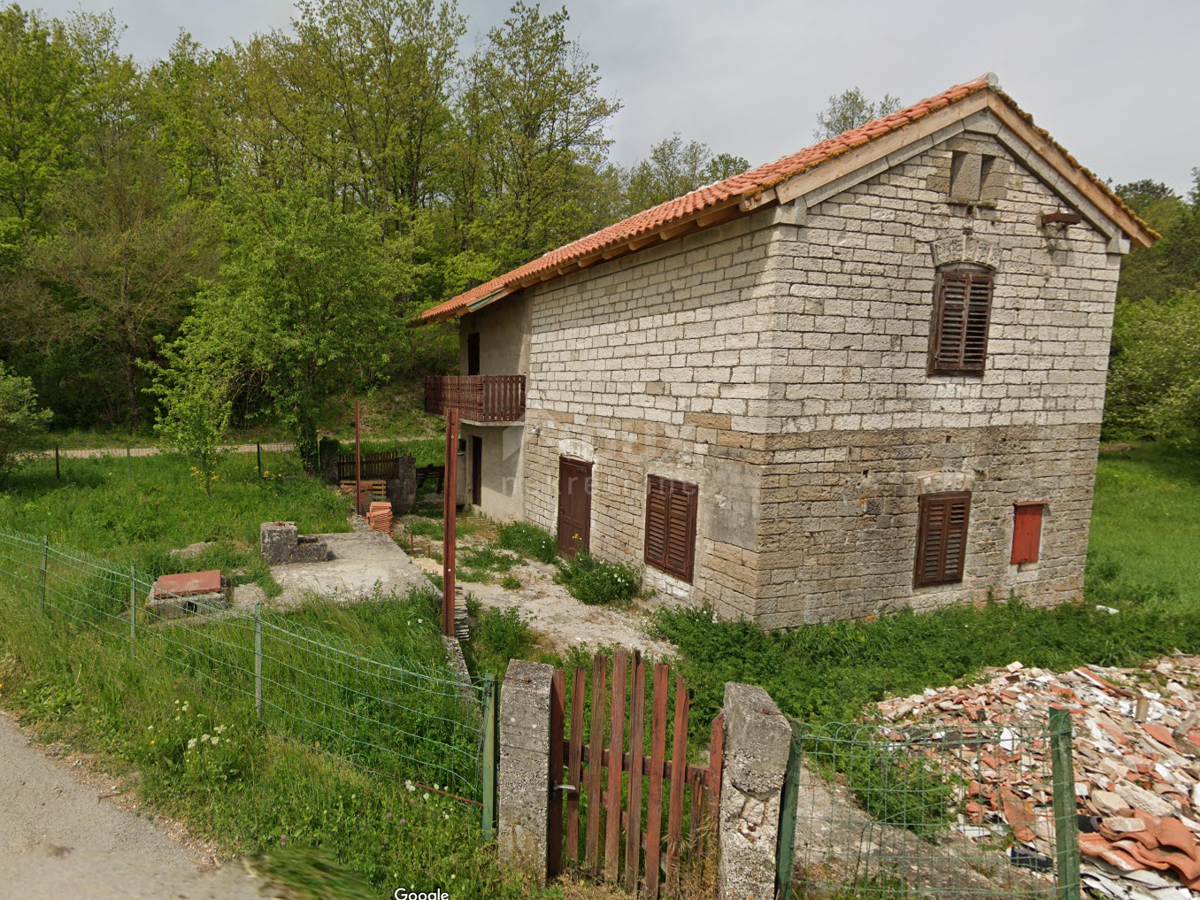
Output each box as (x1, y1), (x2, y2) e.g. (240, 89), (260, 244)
(0, 0), (1196, 463)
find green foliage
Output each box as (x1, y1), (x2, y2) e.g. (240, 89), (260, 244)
(0, 361), (52, 482)
(464, 606), (536, 677)
(1114, 173), (1200, 303)
(500, 574), (521, 590)
(1106, 291), (1200, 442)
(496, 520), (557, 564)
(457, 545), (520, 583)
(176, 184), (403, 467)
(554, 550), (641, 606)
(622, 132), (748, 214)
(813, 87), (902, 140)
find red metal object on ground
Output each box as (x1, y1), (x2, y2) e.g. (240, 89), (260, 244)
(154, 570), (221, 597)
(442, 407), (459, 637)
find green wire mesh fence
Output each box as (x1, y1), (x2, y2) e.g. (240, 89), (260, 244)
(778, 715), (1080, 900)
(0, 524), (487, 805)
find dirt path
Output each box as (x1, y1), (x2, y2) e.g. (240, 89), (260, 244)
(0, 711), (264, 900)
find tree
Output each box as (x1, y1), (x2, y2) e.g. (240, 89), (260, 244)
(623, 133), (748, 214)
(147, 336), (232, 494)
(813, 88), (902, 140)
(1115, 170), (1200, 303)
(176, 184), (403, 468)
(16, 144), (216, 428)
(0, 362), (52, 483)
(455, 2), (620, 270)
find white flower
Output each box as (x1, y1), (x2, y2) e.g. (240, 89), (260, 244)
(147, 725), (154, 731)
(174, 716), (180, 722)
(201, 733), (211, 743)
(450, 874), (455, 880)
(215, 725), (226, 734)
(187, 739), (197, 750)
(433, 783), (440, 791)
(210, 736), (219, 745)
(711, 612), (718, 624)
(405, 780), (415, 792)
(174, 700), (180, 706)
(417, 618), (422, 624)
(443, 812), (450, 820)
(423, 793), (430, 802)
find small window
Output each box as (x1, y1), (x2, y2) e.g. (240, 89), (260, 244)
(467, 332), (481, 376)
(914, 491), (971, 587)
(645, 475), (698, 583)
(928, 267), (994, 375)
(1011, 503), (1045, 565)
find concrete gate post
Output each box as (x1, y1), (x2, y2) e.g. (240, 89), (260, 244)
(719, 682), (792, 899)
(498, 659), (555, 882)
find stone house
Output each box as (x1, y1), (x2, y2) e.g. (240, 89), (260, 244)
(418, 75), (1156, 627)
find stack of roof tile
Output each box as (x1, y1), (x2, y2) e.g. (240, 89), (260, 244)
(366, 501), (393, 537)
(876, 657), (1200, 899)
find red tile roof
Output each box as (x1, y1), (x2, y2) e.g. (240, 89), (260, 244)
(420, 76), (1154, 323)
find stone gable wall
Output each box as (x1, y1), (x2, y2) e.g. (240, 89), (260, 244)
(508, 118), (1121, 624)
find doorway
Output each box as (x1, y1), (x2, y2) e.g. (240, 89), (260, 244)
(471, 436), (482, 506)
(556, 457), (592, 558)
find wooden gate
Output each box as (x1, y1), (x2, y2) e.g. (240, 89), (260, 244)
(556, 457), (592, 557)
(548, 650), (724, 898)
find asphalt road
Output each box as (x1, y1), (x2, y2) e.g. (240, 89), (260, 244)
(0, 711), (265, 900)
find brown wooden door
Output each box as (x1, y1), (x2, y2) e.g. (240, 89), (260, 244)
(557, 457), (592, 558)
(471, 436), (482, 506)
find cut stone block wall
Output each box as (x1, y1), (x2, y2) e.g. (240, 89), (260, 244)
(473, 108), (1121, 625)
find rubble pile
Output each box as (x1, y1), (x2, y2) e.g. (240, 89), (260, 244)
(877, 657), (1200, 900)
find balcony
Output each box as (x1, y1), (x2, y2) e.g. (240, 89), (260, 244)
(424, 375), (526, 424)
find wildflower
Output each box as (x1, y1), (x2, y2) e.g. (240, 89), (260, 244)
(386, 812), (392, 819)
(450, 874), (455, 880)
(187, 739), (197, 750)
(417, 618), (423, 624)
(201, 733), (211, 743)
(147, 725), (154, 731)
(405, 780), (415, 793)
(150, 740), (156, 745)
(423, 792), (429, 801)
(210, 737), (219, 745)
(174, 716), (180, 722)
(215, 725), (226, 734)
(281, 835), (287, 847)
(174, 700), (180, 706)
(433, 783), (440, 791)
(443, 812), (450, 820)
(398, 819), (406, 825)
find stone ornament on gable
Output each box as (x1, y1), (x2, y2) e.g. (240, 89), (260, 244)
(931, 235), (1000, 270)
(917, 471), (976, 494)
(558, 438), (595, 463)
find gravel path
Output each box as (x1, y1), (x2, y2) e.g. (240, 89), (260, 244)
(0, 711), (264, 900)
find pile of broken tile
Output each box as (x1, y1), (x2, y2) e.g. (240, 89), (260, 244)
(366, 501), (394, 536)
(876, 656), (1200, 899)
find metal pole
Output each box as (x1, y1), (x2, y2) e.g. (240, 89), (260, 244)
(482, 673), (498, 841)
(355, 400), (362, 517)
(255, 603), (263, 721)
(442, 408), (459, 637)
(1050, 708), (1082, 900)
(39, 537), (48, 614)
(129, 564), (137, 647)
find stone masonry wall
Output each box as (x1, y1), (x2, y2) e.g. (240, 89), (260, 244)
(508, 111), (1121, 624)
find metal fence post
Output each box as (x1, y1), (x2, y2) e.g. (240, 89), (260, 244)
(255, 603), (263, 720)
(39, 537), (48, 614)
(482, 673), (498, 841)
(775, 719), (804, 900)
(128, 564), (137, 648)
(1050, 708), (1082, 900)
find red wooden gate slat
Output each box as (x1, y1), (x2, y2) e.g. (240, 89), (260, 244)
(644, 663), (669, 900)
(605, 650), (627, 883)
(624, 652), (646, 894)
(548, 668), (566, 878)
(566, 666), (586, 861)
(665, 673), (689, 893)
(586, 654), (606, 873)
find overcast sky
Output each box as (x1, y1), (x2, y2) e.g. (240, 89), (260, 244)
(33, 0), (1200, 194)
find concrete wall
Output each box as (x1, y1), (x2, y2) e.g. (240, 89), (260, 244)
(459, 291), (532, 377)
(461, 423), (526, 522)
(491, 109), (1121, 625)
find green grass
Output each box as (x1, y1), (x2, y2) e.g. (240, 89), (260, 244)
(1089, 445), (1200, 609)
(497, 521), (557, 565)
(655, 445), (1200, 734)
(1, 450), (351, 595)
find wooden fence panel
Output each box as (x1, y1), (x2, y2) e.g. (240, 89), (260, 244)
(548, 668), (566, 878)
(605, 650), (628, 883)
(624, 652), (646, 894)
(644, 663), (669, 900)
(566, 665), (585, 861)
(586, 654), (606, 873)
(666, 673), (689, 894)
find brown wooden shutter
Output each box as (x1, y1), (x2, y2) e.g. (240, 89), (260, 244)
(1011, 503), (1044, 565)
(645, 476), (698, 582)
(928, 270), (993, 375)
(914, 491), (971, 587)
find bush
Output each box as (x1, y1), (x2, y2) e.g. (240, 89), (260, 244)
(554, 551), (641, 606)
(468, 607), (536, 676)
(500, 575), (521, 590)
(497, 521), (557, 564)
(0, 362), (52, 483)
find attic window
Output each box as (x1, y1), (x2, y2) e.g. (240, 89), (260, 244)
(927, 266), (994, 375)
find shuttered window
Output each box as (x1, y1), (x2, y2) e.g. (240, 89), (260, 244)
(928, 268), (994, 375)
(1011, 503), (1045, 565)
(914, 491), (971, 587)
(645, 475), (698, 582)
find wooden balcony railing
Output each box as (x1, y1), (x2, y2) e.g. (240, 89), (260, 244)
(424, 375), (526, 423)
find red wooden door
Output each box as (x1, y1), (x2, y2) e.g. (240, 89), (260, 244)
(557, 458), (592, 558)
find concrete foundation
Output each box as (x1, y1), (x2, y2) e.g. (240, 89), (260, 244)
(260, 522), (330, 565)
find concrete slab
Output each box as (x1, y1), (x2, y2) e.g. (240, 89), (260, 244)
(153, 570), (221, 597)
(269, 531), (433, 605)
